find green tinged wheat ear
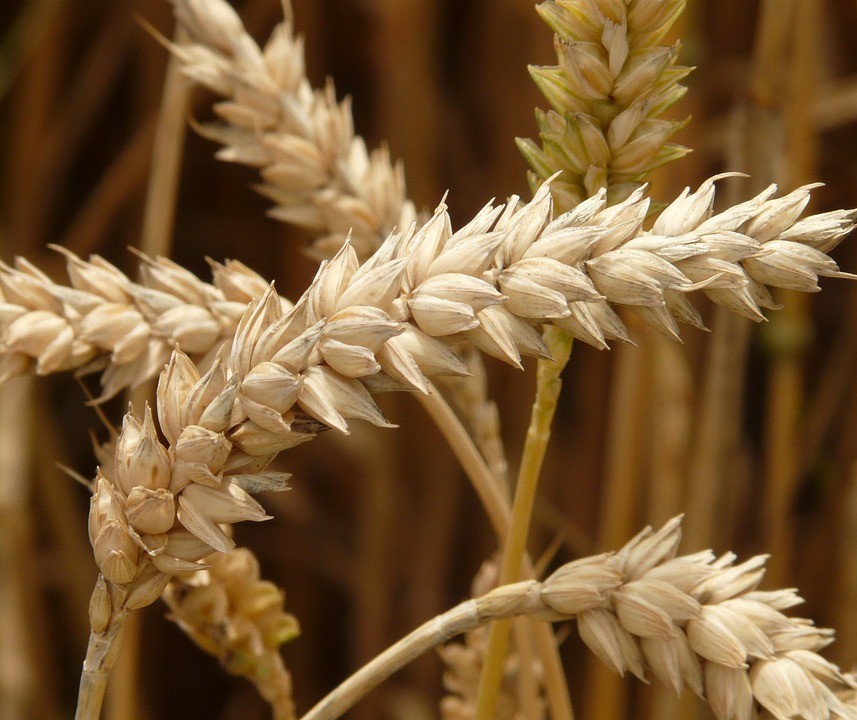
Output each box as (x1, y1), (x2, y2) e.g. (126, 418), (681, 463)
(520, 0), (691, 208)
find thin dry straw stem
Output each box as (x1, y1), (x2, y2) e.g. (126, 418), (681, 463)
(647, 333), (692, 523)
(0, 380), (37, 720)
(473, 326), (574, 720)
(762, 0), (819, 586)
(368, 0), (440, 206)
(76, 590), (128, 720)
(58, 119), (157, 257)
(0, 0), (62, 102)
(301, 597), (484, 720)
(643, 331), (695, 720)
(800, 285), (857, 477)
(511, 618), (541, 720)
(403, 443), (462, 690)
(836, 463), (857, 659)
(33, 412), (95, 649)
(105, 612), (141, 720)
(812, 76), (857, 128)
(353, 432), (400, 720)
(683, 305), (751, 551)
(5, 0), (61, 252)
(416, 384), (571, 719)
(139, 26), (191, 259)
(417, 386), (511, 537)
(15, 3), (132, 252)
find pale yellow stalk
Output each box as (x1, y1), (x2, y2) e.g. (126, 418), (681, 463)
(474, 326), (574, 720)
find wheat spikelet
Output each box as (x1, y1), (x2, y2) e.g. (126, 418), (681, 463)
(0, 251), (279, 400)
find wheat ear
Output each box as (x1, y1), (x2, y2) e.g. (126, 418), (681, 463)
(299, 516), (857, 720)
(520, 0), (691, 208)
(168, 0), (416, 261)
(3, 177), (853, 400)
(163, 547), (300, 720)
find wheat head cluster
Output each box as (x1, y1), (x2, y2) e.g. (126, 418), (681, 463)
(2, 0), (857, 719)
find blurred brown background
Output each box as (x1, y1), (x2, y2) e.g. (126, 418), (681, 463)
(3, 1), (857, 719)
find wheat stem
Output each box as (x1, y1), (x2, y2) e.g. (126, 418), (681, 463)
(417, 382), (573, 720)
(301, 598), (483, 720)
(75, 584), (128, 720)
(139, 26), (190, 259)
(416, 385), (510, 537)
(474, 326), (574, 720)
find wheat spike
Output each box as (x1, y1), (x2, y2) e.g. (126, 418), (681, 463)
(301, 517), (857, 720)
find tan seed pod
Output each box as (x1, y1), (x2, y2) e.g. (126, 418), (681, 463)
(618, 579), (701, 622)
(322, 305), (402, 351)
(228, 419), (314, 456)
(181, 353), (228, 427)
(153, 305), (222, 354)
(705, 663), (754, 720)
(88, 576), (113, 634)
(3, 311), (69, 358)
(157, 349), (202, 445)
(125, 486), (176, 535)
(93, 521), (140, 585)
(125, 562), (171, 611)
(578, 608), (646, 679)
(686, 607), (748, 669)
(174, 424), (233, 470)
(122, 407), (171, 493)
(540, 562), (619, 615)
(750, 657), (827, 720)
(613, 589), (677, 640)
(317, 337), (381, 378)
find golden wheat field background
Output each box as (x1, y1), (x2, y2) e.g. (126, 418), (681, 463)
(3, 1), (857, 718)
